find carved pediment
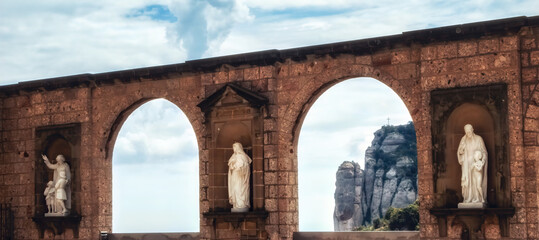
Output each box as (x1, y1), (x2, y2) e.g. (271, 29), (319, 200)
(197, 84), (268, 113)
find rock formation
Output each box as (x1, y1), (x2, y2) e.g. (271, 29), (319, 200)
(334, 122), (418, 231)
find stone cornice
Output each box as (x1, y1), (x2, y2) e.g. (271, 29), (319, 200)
(1, 15), (538, 96)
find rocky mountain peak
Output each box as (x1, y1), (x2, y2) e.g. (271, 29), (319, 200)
(334, 122), (417, 231)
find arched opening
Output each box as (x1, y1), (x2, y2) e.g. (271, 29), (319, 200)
(298, 77), (416, 231)
(112, 99), (199, 233)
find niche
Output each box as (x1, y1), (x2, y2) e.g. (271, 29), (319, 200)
(430, 84), (513, 237)
(33, 123), (81, 237)
(431, 84), (509, 208)
(198, 84), (267, 212)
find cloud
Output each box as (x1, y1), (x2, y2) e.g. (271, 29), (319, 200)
(112, 99), (198, 165)
(0, 0), (186, 84)
(166, 0), (253, 59)
(126, 4), (178, 22)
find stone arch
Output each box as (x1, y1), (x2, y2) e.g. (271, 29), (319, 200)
(285, 64), (417, 149)
(104, 97), (204, 162)
(281, 61), (422, 232)
(108, 97), (201, 232)
(97, 90), (205, 232)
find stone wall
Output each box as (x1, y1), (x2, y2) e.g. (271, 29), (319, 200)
(520, 25), (539, 239)
(0, 16), (538, 239)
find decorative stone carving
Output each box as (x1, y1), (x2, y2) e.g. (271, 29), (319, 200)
(457, 124), (487, 208)
(42, 154), (71, 216)
(228, 142), (252, 212)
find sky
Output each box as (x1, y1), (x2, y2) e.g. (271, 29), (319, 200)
(1, 0), (538, 233)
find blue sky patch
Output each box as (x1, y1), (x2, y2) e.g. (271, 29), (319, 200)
(127, 4), (177, 22)
(253, 7), (352, 19)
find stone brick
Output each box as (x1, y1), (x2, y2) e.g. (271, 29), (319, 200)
(521, 52), (530, 67)
(355, 55), (372, 65)
(391, 49), (411, 64)
(420, 59), (447, 76)
(522, 37), (537, 50)
(500, 36), (518, 51)
(244, 67), (260, 80)
(478, 38), (499, 53)
(458, 41), (478, 57)
(528, 223), (538, 238)
(531, 51), (539, 66)
(437, 43), (458, 59)
(510, 223), (526, 239)
(397, 63), (418, 79)
(522, 67), (538, 83)
(421, 46), (437, 60)
(527, 208), (538, 224)
(513, 192), (526, 207)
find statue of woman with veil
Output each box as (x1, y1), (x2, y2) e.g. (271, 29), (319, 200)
(228, 142), (252, 212)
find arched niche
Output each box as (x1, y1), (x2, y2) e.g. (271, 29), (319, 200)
(430, 84), (512, 237)
(198, 83), (267, 212)
(35, 124), (81, 216)
(33, 123), (81, 237)
(199, 83), (269, 240)
(442, 103), (495, 206)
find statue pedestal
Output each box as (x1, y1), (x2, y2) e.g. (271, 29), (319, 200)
(458, 202), (487, 208)
(45, 211), (70, 217)
(231, 207), (249, 213)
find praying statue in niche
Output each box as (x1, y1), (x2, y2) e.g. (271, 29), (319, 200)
(457, 124), (488, 208)
(228, 142), (252, 212)
(42, 154), (71, 216)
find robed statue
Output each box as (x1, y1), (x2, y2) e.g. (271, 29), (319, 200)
(457, 124), (488, 207)
(228, 142), (252, 212)
(42, 154), (71, 215)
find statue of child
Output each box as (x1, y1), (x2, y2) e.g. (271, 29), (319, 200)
(44, 181), (56, 213)
(472, 150), (485, 203)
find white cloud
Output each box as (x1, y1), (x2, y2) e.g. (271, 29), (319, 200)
(113, 99), (198, 164)
(166, 0), (253, 60)
(0, 0), (185, 84)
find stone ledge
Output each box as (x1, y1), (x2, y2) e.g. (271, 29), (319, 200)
(32, 214), (82, 238)
(203, 210), (268, 222)
(429, 207), (515, 216)
(430, 207), (514, 238)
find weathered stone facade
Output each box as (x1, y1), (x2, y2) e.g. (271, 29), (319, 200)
(0, 16), (538, 239)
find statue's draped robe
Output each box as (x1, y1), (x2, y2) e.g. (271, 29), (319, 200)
(46, 161), (72, 210)
(228, 151), (252, 209)
(458, 134), (487, 203)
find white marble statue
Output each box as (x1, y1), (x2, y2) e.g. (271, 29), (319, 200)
(44, 181), (56, 213)
(457, 124), (488, 208)
(42, 154), (71, 216)
(228, 142), (252, 212)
